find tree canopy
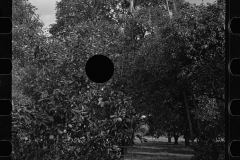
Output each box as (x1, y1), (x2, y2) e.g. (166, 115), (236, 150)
(12, 0), (225, 159)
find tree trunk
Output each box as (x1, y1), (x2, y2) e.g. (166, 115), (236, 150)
(183, 90), (194, 145)
(120, 140), (125, 158)
(184, 125), (190, 147)
(124, 146), (128, 154)
(173, 132), (179, 145)
(167, 133), (172, 142)
(185, 137), (190, 147)
(173, 0), (177, 12)
(168, 136), (172, 142)
(165, 0), (171, 17)
(174, 136), (179, 145)
(129, 0), (134, 14)
(193, 97), (202, 141)
(191, 91), (202, 144)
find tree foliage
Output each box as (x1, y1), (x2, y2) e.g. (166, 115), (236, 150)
(12, 0), (225, 159)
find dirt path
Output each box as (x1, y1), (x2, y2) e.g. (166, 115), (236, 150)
(126, 151), (193, 157)
(123, 136), (194, 160)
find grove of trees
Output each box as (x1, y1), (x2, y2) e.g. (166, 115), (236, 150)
(12, 0), (225, 160)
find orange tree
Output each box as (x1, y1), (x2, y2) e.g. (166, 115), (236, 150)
(116, 1), (225, 159)
(142, 1), (225, 159)
(12, 33), (137, 159)
(12, 1), (138, 159)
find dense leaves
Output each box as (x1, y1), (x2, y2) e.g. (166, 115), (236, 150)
(12, 0), (225, 159)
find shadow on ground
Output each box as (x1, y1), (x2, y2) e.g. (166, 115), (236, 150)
(123, 136), (194, 160)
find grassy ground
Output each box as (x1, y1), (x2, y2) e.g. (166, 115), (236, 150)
(123, 136), (194, 160)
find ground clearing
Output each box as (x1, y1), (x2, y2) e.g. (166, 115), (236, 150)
(124, 136), (194, 160)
